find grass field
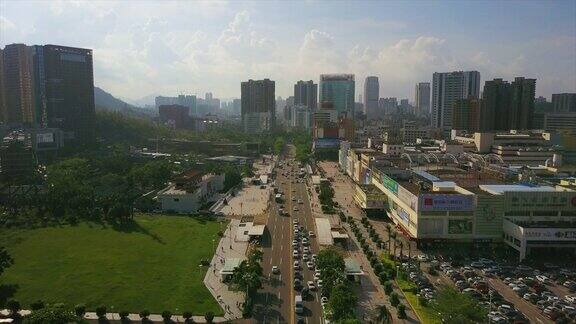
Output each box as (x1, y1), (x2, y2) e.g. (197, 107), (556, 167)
(0, 214), (225, 315)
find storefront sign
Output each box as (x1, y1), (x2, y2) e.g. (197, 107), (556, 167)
(507, 192), (576, 210)
(397, 207), (410, 224)
(418, 194), (475, 211)
(398, 186), (418, 211)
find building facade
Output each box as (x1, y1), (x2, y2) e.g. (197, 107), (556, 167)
(452, 98), (481, 132)
(415, 82), (431, 116)
(509, 77), (536, 130)
(432, 71), (480, 131)
(2, 44), (36, 125)
(552, 93), (576, 113)
(294, 80), (317, 111)
(319, 74), (355, 119)
(363, 76), (379, 119)
(241, 79), (275, 133)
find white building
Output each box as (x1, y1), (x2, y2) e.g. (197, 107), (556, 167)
(157, 173), (225, 213)
(432, 71), (480, 131)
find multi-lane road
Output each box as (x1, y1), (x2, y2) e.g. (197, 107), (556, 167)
(254, 145), (323, 324)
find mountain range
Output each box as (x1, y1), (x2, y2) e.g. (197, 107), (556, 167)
(94, 87), (155, 117)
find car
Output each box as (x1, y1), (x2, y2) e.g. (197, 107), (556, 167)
(294, 270), (303, 279)
(293, 207), (299, 211)
(416, 254), (428, 262)
(293, 250), (300, 258)
(294, 278), (302, 289)
(321, 296), (328, 305)
(307, 281), (316, 290)
(309, 231), (315, 237)
(302, 239), (309, 246)
(314, 272), (321, 280)
(307, 261), (315, 269)
(272, 266), (279, 274)
(317, 279), (323, 288)
(294, 261), (300, 270)
(303, 247), (310, 253)
(302, 254), (309, 261)
(293, 219), (299, 224)
(291, 197), (296, 201)
(312, 254), (317, 261)
(292, 240), (298, 247)
(536, 275), (551, 284)
(565, 295), (576, 304)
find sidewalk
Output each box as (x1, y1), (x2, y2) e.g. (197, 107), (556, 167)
(203, 218), (249, 321)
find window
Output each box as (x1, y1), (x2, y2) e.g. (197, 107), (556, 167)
(173, 198), (180, 202)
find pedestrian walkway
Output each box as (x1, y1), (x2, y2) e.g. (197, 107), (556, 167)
(203, 218), (249, 321)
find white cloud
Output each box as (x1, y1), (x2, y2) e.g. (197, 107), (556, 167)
(0, 16), (16, 30)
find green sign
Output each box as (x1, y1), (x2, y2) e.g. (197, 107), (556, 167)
(381, 175), (398, 195)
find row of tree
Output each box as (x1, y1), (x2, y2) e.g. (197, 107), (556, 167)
(230, 249), (263, 318)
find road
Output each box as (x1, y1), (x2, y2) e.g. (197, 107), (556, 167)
(255, 145), (323, 324)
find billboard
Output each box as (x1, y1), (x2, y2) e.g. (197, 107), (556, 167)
(418, 194), (475, 211)
(381, 174), (398, 195)
(448, 219), (473, 234)
(36, 133), (54, 143)
(522, 228), (576, 241)
(398, 186), (418, 211)
(397, 207), (410, 224)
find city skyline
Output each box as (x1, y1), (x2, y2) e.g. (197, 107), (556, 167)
(1, 0), (575, 103)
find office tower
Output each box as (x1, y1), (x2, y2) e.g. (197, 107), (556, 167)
(232, 99), (241, 115)
(205, 92), (213, 101)
(415, 82), (430, 115)
(431, 71), (480, 130)
(0, 48), (5, 122)
(2, 44), (36, 124)
(379, 97), (398, 115)
(552, 93), (576, 112)
(294, 80), (317, 110)
(241, 79), (275, 133)
(481, 79), (511, 131)
(363, 76), (379, 119)
(41, 45), (95, 142)
(319, 74), (355, 119)
(509, 77), (536, 130)
(453, 98), (481, 131)
(399, 99), (410, 113)
(290, 105), (312, 130)
(535, 96), (547, 104)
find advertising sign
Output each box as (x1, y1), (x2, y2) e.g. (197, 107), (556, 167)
(418, 194), (475, 211)
(398, 186), (418, 211)
(523, 228), (576, 241)
(36, 133), (54, 143)
(381, 174), (398, 195)
(448, 219), (473, 234)
(397, 207), (410, 224)
(507, 192), (576, 211)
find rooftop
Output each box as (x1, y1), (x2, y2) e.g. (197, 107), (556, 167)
(479, 184), (557, 195)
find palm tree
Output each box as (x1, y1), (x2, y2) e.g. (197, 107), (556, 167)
(407, 240), (412, 259)
(398, 241), (404, 259)
(205, 311), (215, 324)
(375, 304), (392, 324)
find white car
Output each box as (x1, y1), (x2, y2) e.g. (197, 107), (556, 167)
(302, 254), (309, 261)
(293, 261), (300, 269)
(314, 272), (321, 280)
(293, 219), (299, 224)
(321, 296), (328, 306)
(311, 254), (317, 261)
(302, 238), (309, 246)
(307, 281), (316, 290)
(303, 247), (310, 253)
(293, 207), (299, 211)
(307, 261), (315, 270)
(292, 240), (298, 247)
(565, 295), (576, 304)
(317, 279), (323, 288)
(309, 231), (315, 237)
(293, 250), (300, 258)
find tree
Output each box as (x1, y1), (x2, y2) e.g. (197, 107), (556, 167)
(397, 304), (407, 319)
(390, 292), (400, 307)
(182, 311), (193, 322)
(139, 309), (151, 320)
(0, 246), (14, 277)
(6, 299), (20, 316)
(119, 310), (130, 320)
(223, 169), (242, 191)
(273, 137), (285, 155)
(432, 285), (488, 324)
(30, 300), (45, 311)
(95, 305), (107, 319)
(384, 281), (393, 295)
(327, 283), (358, 321)
(161, 310), (172, 322)
(74, 304), (86, 317)
(375, 304), (392, 324)
(205, 311), (215, 324)
(316, 247), (346, 296)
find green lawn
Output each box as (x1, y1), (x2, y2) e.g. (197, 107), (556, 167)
(0, 214), (224, 315)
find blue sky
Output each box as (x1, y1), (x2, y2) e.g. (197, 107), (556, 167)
(1, 0), (574, 104)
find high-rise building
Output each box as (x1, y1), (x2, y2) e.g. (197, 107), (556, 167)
(415, 82), (430, 115)
(241, 79), (275, 133)
(399, 99), (411, 114)
(431, 71), (480, 130)
(0, 48), (5, 123)
(379, 97), (397, 115)
(42, 45), (95, 142)
(452, 98), (481, 131)
(509, 77), (536, 130)
(481, 79), (511, 131)
(363, 76), (379, 119)
(2, 44), (36, 124)
(552, 93), (576, 113)
(294, 80), (317, 110)
(319, 74), (355, 119)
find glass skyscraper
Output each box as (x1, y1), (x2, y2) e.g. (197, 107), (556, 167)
(319, 74), (355, 119)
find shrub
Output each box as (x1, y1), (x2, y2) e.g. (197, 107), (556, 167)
(418, 295), (428, 306)
(398, 304), (407, 318)
(74, 304), (86, 317)
(139, 310), (151, 319)
(162, 310), (172, 321)
(30, 300), (45, 311)
(390, 292), (400, 307)
(95, 305), (107, 318)
(119, 310), (130, 318)
(205, 311), (215, 323)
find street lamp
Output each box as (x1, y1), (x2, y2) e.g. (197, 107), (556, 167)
(396, 265), (400, 279)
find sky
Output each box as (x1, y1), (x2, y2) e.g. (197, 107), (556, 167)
(1, 0), (575, 104)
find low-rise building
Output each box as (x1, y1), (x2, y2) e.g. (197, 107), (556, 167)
(157, 170), (225, 213)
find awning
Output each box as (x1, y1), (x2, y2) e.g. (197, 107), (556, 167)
(345, 258), (364, 276)
(316, 218), (334, 245)
(220, 258), (244, 275)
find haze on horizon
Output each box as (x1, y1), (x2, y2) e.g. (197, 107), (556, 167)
(1, 0), (575, 104)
